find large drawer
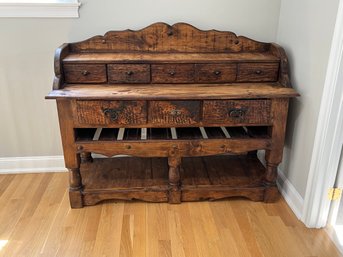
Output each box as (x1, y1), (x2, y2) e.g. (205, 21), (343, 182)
(237, 63), (279, 82)
(203, 100), (271, 125)
(148, 101), (201, 125)
(64, 64), (107, 83)
(151, 64), (195, 83)
(76, 100), (147, 125)
(108, 64), (150, 83)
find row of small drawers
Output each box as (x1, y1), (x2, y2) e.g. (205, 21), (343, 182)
(76, 99), (272, 126)
(63, 63), (279, 84)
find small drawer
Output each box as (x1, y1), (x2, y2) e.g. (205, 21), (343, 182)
(203, 100), (271, 125)
(76, 100), (147, 125)
(149, 101), (200, 125)
(195, 63), (237, 83)
(108, 64), (150, 83)
(151, 64), (195, 83)
(237, 63), (279, 82)
(64, 64), (107, 83)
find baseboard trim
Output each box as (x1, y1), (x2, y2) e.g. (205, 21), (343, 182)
(257, 151), (303, 219)
(0, 156), (67, 174)
(276, 168), (304, 220)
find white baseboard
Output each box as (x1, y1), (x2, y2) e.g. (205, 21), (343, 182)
(276, 168), (304, 220)
(257, 151), (303, 219)
(0, 156), (67, 174)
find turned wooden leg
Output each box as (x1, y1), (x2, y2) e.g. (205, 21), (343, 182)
(168, 156), (181, 204)
(263, 158), (279, 203)
(68, 167), (83, 208)
(80, 152), (93, 163)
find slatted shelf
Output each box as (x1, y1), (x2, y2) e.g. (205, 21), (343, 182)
(75, 126), (270, 142)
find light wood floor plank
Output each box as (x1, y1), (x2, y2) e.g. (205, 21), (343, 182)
(0, 172), (341, 257)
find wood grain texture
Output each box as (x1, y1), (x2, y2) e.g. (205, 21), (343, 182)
(68, 22), (270, 53)
(148, 101), (200, 125)
(108, 64), (150, 84)
(0, 172), (341, 257)
(53, 43), (69, 90)
(151, 64), (195, 83)
(237, 63), (279, 82)
(203, 99), (271, 125)
(64, 64), (107, 83)
(63, 52), (280, 63)
(195, 63), (237, 83)
(46, 84), (299, 100)
(76, 100), (147, 125)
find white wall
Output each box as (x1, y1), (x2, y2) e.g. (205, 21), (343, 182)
(276, 0), (340, 197)
(0, 0), (281, 157)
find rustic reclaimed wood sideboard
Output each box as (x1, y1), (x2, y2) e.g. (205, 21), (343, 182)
(46, 23), (299, 208)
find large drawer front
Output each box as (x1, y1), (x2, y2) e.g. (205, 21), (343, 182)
(64, 64), (107, 83)
(149, 101), (201, 125)
(237, 63), (279, 82)
(203, 100), (271, 125)
(108, 64), (150, 83)
(76, 101), (147, 125)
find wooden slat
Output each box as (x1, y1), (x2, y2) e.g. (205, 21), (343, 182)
(220, 126), (231, 138)
(199, 127), (208, 139)
(46, 84), (299, 100)
(171, 128), (177, 139)
(117, 128), (125, 140)
(93, 128), (103, 141)
(141, 128), (147, 140)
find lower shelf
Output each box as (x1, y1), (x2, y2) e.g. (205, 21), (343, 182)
(79, 155), (274, 206)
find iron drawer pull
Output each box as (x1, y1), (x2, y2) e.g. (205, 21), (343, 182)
(170, 110), (182, 116)
(126, 71), (134, 76)
(169, 71), (176, 76)
(214, 70), (221, 75)
(103, 108), (119, 121)
(81, 70), (90, 76)
(229, 108), (246, 118)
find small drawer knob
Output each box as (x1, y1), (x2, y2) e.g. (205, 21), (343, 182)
(214, 70), (221, 76)
(255, 70), (262, 75)
(126, 145), (132, 149)
(81, 70), (90, 76)
(169, 71), (176, 76)
(126, 70), (134, 76)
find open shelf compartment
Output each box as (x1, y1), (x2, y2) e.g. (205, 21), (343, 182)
(80, 155), (266, 205)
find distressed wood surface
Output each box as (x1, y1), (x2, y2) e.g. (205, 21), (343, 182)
(76, 100), (147, 125)
(148, 101), (201, 125)
(63, 52), (280, 63)
(64, 64), (107, 84)
(46, 83), (299, 100)
(108, 64), (150, 83)
(48, 23), (299, 207)
(68, 22), (270, 53)
(203, 99), (271, 125)
(237, 63), (279, 82)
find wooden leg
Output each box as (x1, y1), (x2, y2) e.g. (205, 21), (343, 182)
(168, 156), (181, 204)
(57, 100), (83, 208)
(80, 152), (93, 163)
(263, 159), (279, 203)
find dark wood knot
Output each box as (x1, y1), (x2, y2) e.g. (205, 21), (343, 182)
(167, 29), (173, 36)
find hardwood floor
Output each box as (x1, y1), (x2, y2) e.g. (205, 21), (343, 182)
(0, 172), (341, 257)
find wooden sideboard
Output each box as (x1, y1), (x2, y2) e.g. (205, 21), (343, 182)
(46, 23), (299, 208)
